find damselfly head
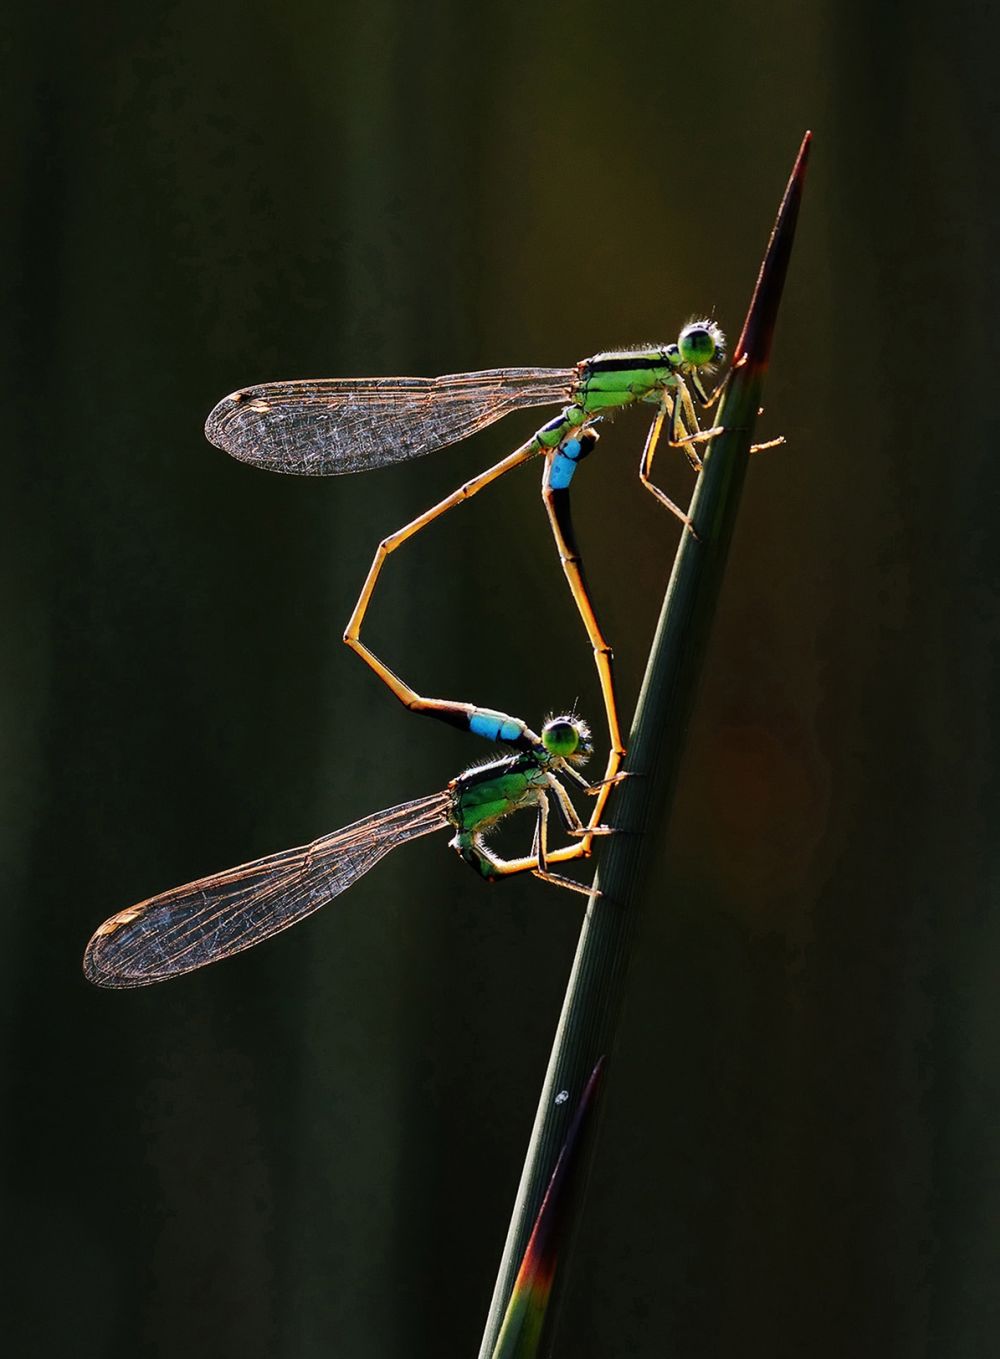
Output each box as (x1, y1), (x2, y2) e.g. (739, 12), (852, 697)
(677, 319), (726, 372)
(541, 715), (592, 766)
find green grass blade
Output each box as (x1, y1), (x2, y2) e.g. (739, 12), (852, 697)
(477, 131), (812, 1358)
(489, 1061), (605, 1359)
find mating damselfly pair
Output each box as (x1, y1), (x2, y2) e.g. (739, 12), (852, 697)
(84, 322), (731, 987)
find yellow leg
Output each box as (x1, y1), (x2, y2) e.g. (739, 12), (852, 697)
(344, 438), (539, 720)
(692, 366), (727, 411)
(489, 840), (598, 895)
(541, 469), (625, 849)
(532, 865), (598, 897)
(482, 848), (596, 897)
(638, 400), (696, 529)
(668, 376), (726, 471)
(483, 793), (597, 898)
(690, 370), (785, 456)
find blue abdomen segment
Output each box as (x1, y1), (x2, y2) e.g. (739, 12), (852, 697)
(544, 427), (599, 492)
(469, 709), (529, 745)
(548, 446), (581, 490)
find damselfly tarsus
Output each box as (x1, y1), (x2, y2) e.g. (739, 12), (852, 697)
(205, 322), (727, 840)
(83, 710), (603, 988)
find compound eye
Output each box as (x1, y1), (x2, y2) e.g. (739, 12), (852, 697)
(541, 718), (582, 759)
(678, 321), (724, 368)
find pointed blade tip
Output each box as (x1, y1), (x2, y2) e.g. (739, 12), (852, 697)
(732, 132), (812, 370)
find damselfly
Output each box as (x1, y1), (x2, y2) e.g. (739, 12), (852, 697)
(83, 709), (601, 988)
(204, 323), (727, 841)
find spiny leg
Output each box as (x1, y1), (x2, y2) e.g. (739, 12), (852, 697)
(546, 767), (614, 839)
(344, 439), (539, 731)
(669, 376), (725, 471)
(638, 400), (696, 529)
(547, 770), (587, 838)
(691, 365), (727, 411)
(541, 463), (624, 847)
(482, 841), (597, 897)
(531, 789), (598, 895)
(482, 794), (596, 898)
(692, 368), (784, 455)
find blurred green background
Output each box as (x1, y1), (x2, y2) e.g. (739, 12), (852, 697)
(3, 1), (998, 1355)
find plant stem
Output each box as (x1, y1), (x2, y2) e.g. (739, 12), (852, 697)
(478, 131), (812, 1359)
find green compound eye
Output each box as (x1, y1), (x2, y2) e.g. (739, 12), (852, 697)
(541, 716), (589, 760)
(678, 321), (724, 368)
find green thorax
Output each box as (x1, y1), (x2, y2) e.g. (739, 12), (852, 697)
(573, 348), (678, 414)
(448, 751), (551, 836)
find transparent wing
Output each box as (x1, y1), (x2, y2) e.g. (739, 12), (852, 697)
(204, 367), (577, 475)
(83, 792), (451, 988)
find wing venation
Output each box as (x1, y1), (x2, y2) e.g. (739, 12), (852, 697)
(205, 368), (576, 474)
(83, 792), (451, 987)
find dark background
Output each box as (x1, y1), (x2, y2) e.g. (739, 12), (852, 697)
(3, 2), (998, 1355)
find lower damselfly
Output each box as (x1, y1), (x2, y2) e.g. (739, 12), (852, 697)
(205, 322), (727, 841)
(84, 710), (601, 988)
